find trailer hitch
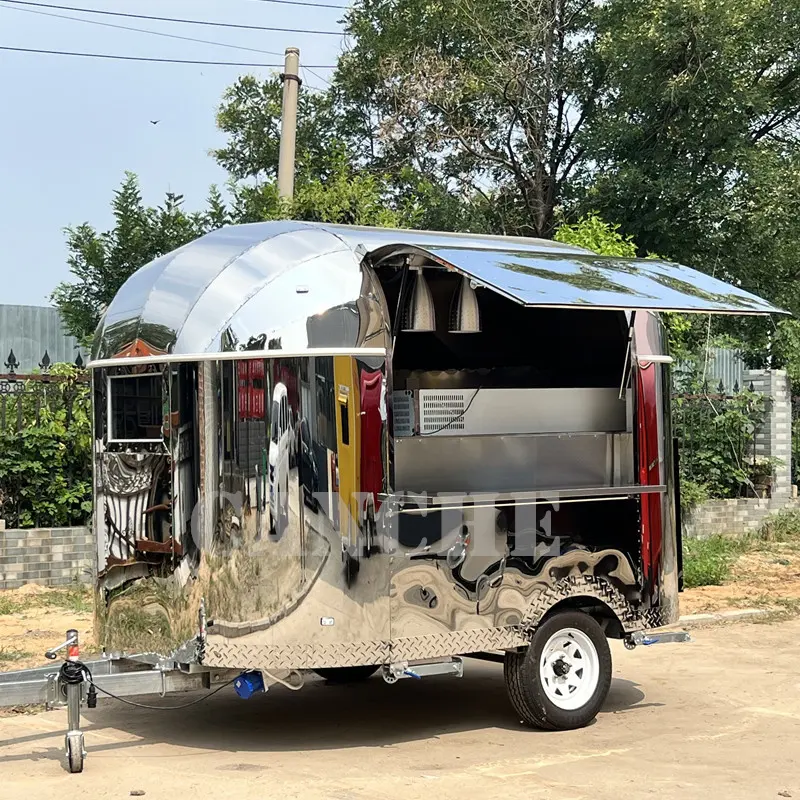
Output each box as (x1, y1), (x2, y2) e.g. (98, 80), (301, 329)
(624, 630), (691, 650)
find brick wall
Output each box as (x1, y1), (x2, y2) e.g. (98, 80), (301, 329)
(0, 527), (94, 590)
(744, 368), (793, 500)
(683, 497), (800, 540)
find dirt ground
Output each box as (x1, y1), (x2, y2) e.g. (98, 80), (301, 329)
(0, 584), (94, 673)
(0, 617), (797, 800)
(681, 540), (800, 615)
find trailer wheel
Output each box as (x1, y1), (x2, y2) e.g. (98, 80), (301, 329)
(504, 610), (611, 731)
(314, 666), (379, 684)
(65, 731), (85, 774)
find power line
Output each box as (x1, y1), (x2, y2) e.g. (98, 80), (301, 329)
(0, 44), (336, 66)
(240, 0), (347, 7)
(0, 1), (285, 57)
(302, 64), (332, 87)
(0, 0), (344, 35)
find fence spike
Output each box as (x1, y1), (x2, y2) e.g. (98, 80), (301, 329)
(717, 379), (725, 394)
(749, 381), (755, 392)
(39, 350), (51, 373)
(734, 380), (740, 393)
(75, 352), (85, 369)
(4, 348), (19, 375)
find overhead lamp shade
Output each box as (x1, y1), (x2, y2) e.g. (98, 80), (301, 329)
(449, 276), (481, 333)
(400, 269), (436, 332)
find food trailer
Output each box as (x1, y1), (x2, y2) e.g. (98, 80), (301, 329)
(0, 221), (783, 770)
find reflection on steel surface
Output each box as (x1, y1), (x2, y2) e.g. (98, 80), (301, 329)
(93, 220), (782, 365)
(89, 221), (774, 672)
(421, 246), (785, 314)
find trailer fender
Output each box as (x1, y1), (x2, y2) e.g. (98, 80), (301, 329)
(521, 575), (643, 639)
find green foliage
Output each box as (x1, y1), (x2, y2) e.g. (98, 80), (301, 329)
(684, 511), (800, 589)
(673, 386), (767, 500)
(0, 648), (30, 663)
(679, 478), (709, 516)
(230, 150), (423, 229)
(757, 509), (800, 544)
(338, 0), (601, 237)
(554, 214), (638, 257)
(0, 585), (92, 616)
(683, 535), (744, 588)
(0, 596), (21, 616)
(583, 0), (800, 264)
(213, 75), (342, 183)
(51, 173), (215, 343)
(0, 366), (92, 528)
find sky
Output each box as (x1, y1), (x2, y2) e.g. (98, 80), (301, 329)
(0, 0), (348, 305)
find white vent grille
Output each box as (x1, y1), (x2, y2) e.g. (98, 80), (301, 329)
(392, 391), (415, 437)
(420, 391), (468, 434)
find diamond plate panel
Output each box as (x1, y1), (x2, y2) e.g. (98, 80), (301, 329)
(203, 626), (527, 670)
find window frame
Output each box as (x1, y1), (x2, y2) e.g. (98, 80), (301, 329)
(106, 372), (164, 444)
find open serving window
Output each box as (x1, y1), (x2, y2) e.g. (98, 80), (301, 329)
(368, 241), (783, 505)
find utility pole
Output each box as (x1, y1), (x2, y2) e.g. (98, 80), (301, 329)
(277, 46), (300, 202)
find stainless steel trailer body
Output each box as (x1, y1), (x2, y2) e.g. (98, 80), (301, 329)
(4, 222), (780, 769)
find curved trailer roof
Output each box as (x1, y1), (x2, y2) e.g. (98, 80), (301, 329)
(91, 221), (784, 365)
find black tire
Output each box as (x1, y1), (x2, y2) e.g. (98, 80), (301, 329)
(314, 665), (379, 684)
(65, 732), (84, 773)
(504, 610), (612, 731)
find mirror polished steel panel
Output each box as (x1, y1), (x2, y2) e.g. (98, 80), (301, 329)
(95, 355), (393, 663)
(93, 224), (389, 360)
(92, 223), (774, 668)
(93, 220), (782, 367)
(419, 246), (785, 315)
(394, 432), (634, 494)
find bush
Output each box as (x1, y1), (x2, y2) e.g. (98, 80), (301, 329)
(680, 478), (709, 516)
(673, 387), (767, 500)
(756, 509), (800, 543)
(683, 535), (744, 588)
(0, 366), (92, 528)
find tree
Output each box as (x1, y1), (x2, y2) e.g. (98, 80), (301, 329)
(54, 160), (427, 343)
(52, 173), (215, 342)
(334, 0), (800, 315)
(214, 74), (482, 233)
(336, 0), (606, 238)
(213, 75), (343, 183)
(554, 213), (637, 258)
(580, 0), (800, 266)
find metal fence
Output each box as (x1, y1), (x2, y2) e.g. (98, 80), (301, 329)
(672, 373), (765, 498)
(673, 347), (745, 395)
(0, 348), (88, 432)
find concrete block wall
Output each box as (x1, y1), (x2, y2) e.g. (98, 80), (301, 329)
(683, 497), (800, 540)
(744, 368), (793, 500)
(0, 527), (94, 590)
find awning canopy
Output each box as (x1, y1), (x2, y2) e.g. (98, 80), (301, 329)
(374, 244), (784, 316)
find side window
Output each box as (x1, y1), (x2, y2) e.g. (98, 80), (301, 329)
(109, 374), (162, 441)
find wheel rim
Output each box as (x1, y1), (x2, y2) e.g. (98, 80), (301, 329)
(539, 627), (600, 711)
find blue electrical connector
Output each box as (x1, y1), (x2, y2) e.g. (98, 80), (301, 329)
(234, 671), (265, 699)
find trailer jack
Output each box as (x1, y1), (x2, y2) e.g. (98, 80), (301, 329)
(0, 629), (237, 774)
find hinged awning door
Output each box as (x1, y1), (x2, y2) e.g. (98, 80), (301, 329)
(378, 245), (785, 315)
